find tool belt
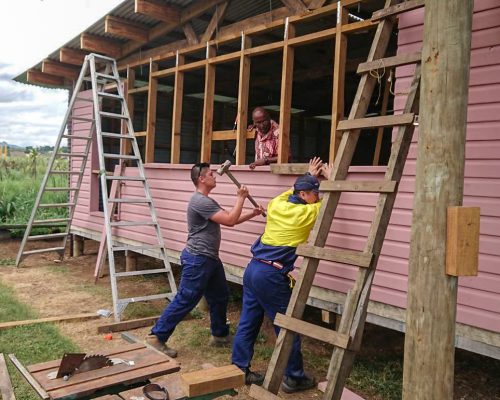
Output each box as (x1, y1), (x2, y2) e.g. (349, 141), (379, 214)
(256, 259), (295, 289)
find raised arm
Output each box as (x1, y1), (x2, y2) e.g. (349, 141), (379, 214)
(210, 186), (249, 227)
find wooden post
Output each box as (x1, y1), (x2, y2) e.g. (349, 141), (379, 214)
(171, 51), (185, 164)
(201, 44), (216, 163)
(403, 1), (473, 399)
(125, 250), (137, 272)
(329, 3), (348, 164)
(145, 61), (158, 163)
(236, 34), (252, 165)
(122, 66), (135, 157)
(73, 235), (84, 257)
(278, 18), (295, 164)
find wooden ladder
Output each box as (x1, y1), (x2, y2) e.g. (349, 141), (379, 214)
(249, 0), (425, 399)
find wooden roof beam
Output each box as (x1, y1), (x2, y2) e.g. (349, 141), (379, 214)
(280, 0), (308, 13)
(27, 70), (66, 87)
(182, 22), (199, 45)
(201, 1), (229, 42)
(42, 59), (80, 80)
(80, 33), (122, 59)
(135, 0), (180, 24)
(59, 48), (88, 66)
(105, 15), (149, 42)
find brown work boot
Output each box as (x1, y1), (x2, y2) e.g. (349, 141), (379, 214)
(146, 334), (178, 358)
(208, 334), (232, 347)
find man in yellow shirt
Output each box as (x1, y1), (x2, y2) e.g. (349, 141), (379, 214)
(232, 157), (331, 393)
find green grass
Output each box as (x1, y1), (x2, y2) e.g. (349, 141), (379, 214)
(0, 280), (79, 399)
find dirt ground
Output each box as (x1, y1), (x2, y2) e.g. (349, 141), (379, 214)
(1, 237), (499, 399)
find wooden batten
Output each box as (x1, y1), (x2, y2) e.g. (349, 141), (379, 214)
(446, 207), (480, 277)
(122, 67), (135, 156)
(182, 22), (199, 45)
(145, 62), (158, 163)
(135, 0), (180, 23)
(105, 15), (149, 42)
(280, 0), (308, 14)
(80, 33), (122, 59)
(42, 59), (80, 81)
(27, 70), (65, 87)
(201, 1), (229, 42)
(59, 48), (87, 66)
(236, 35), (252, 165)
(201, 46), (216, 163)
(171, 53), (185, 164)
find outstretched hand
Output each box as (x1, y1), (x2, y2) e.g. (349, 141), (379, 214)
(321, 163), (333, 180)
(308, 157), (323, 177)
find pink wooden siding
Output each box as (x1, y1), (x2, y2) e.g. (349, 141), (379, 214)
(70, 0), (500, 336)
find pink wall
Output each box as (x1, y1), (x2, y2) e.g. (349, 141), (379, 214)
(70, 0), (500, 334)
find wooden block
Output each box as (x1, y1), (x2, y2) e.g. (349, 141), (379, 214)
(446, 207), (480, 276)
(0, 353), (16, 400)
(97, 316), (159, 333)
(181, 365), (244, 397)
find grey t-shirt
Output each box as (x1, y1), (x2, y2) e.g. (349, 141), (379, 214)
(185, 191), (222, 259)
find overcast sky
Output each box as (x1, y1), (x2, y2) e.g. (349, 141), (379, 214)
(0, 0), (123, 147)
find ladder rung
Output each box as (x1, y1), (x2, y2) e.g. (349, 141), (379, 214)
(101, 132), (135, 140)
(28, 233), (68, 241)
(320, 180), (396, 193)
(296, 244), (373, 268)
(113, 244), (163, 252)
(38, 203), (76, 208)
(103, 153), (139, 160)
(110, 221), (157, 227)
(274, 313), (350, 348)
(70, 116), (95, 123)
(96, 72), (120, 81)
(114, 268), (171, 278)
(107, 198), (151, 204)
(22, 247), (66, 255)
(62, 134), (92, 140)
(97, 92), (123, 100)
(44, 187), (79, 191)
(117, 293), (169, 304)
(372, 0), (425, 21)
(357, 52), (422, 74)
(33, 218), (71, 225)
(100, 111), (128, 120)
(106, 176), (145, 182)
(49, 171), (83, 175)
(55, 153), (87, 158)
(91, 54), (117, 62)
(336, 113), (415, 131)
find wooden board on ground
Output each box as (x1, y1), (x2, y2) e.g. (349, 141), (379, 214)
(24, 343), (180, 399)
(97, 316), (160, 333)
(0, 353), (16, 400)
(181, 365), (244, 397)
(0, 313), (99, 331)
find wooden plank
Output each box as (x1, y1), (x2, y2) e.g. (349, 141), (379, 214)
(180, 365), (244, 397)
(308, 0), (327, 9)
(0, 313), (99, 331)
(336, 113), (414, 131)
(135, 131), (147, 137)
(105, 15), (149, 42)
(357, 52), (422, 74)
(372, 0), (425, 21)
(446, 207), (480, 276)
(8, 354), (49, 400)
(270, 163), (308, 175)
(296, 244), (373, 268)
(42, 59), (80, 80)
(403, 1), (473, 397)
(280, 0), (308, 13)
(135, 0), (180, 23)
(213, 130), (254, 141)
(274, 314), (350, 348)
(330, 6), (348, 163)
(277, 21), (295, 164)
(201, 1), (229, 43)
(59, 48), (87, 66)
(249, 384), (281, 400)
(127, 85), (148, 94)
(182, 22), (199, 45)
(145, 61), (158, 163)
(0, 354), (15, 400)
(171, 53), (184, 164)
(97, 316), (160, 333)
(201, 45), (216, 163)
(236, 34), (252, 165)
(80, 33), (121, 59)
(27, 70), (65, 87)
(320, 180), (397, 193)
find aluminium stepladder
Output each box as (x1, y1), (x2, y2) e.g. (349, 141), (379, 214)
(249, 0), (424, 399)
(16, 53), (177, 321)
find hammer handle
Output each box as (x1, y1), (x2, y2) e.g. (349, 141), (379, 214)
(225, 171), (266, 217)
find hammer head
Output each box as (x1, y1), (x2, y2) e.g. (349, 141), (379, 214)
(216, 160), (232, 176)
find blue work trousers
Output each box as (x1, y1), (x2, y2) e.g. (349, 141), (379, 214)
(232, 259), (306, 379)
(151, 248), (229, 342)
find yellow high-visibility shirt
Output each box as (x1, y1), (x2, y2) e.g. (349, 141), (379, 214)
(261, 189), (322, 248)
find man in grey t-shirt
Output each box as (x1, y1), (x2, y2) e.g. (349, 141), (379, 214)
(147, 162), (263, 357)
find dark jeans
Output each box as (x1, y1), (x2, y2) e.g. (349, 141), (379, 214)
(151, 248), (229, 342)
(231, 258), (306, 379)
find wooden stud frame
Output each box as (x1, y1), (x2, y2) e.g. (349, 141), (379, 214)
(171, 52), (185, 163)
(145, 61), (158, 163)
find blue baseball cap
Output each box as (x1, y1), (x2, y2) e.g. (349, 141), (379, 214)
(294, 174), (320, 193)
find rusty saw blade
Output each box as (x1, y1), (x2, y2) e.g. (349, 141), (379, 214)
(56, 353), (86, 378)
(76, 354), (113, 373)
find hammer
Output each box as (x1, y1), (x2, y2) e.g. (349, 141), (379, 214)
(216, 160), (266, 217)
